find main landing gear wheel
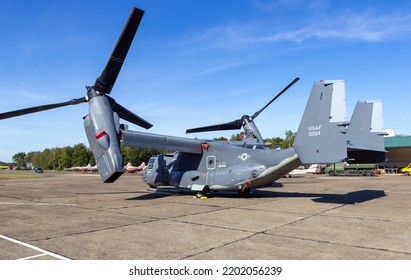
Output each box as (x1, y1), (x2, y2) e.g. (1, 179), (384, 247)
(195, 186), (211, 199)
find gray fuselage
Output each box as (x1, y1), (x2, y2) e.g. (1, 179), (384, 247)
(142, 141), (301, 191)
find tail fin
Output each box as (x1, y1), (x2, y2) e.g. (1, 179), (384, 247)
(293, 80), (348, 164)
(346, 100), (386, 163)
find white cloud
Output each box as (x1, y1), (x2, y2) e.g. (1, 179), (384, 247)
(188, 10), (411, 49)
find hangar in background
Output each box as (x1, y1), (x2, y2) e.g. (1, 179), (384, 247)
(383, 135), (411, 168)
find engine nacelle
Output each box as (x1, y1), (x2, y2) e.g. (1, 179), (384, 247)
(84, 95), (124, 183)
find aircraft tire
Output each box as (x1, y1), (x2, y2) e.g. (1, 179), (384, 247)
(239, 188), (251, 195)
(201, 185), (211, 196)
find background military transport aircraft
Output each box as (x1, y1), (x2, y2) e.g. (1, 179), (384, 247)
(64, 164), (98, 172)
(0, 7), (386, 197)
(125, 162), (146, 173)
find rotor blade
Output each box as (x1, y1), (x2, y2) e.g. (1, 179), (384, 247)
(0, 97), (87, 120)
(94, 7), (144, 94)
(251, 77), (300, 120)
(106, 96), (152, 129)
(186, 119), (243, 133)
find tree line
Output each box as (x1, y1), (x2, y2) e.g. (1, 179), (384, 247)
(9, 144), (164, 170)
(7, 130), (295, 170)
(221, 130), (295, 149)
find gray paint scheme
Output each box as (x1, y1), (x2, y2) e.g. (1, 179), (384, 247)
(123, 80), (385, 192)
(140, 141), (301, 191)
(84, 93), (124, 183)
(293, 80), (348, 164)
(346, 100), (386, 152)
(0, 7), (386, 192)
(122, 130), (203, 154)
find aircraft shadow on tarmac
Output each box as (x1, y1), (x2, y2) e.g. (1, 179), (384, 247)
(127, 184), (386, 205)
(261, 189), (386, 204)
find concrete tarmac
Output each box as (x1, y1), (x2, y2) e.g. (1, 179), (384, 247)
(0, 171), (410, 260)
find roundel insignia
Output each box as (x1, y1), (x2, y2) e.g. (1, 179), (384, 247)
(239, 153), (250, 161)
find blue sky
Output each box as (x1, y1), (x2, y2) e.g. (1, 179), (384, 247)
(1, 0), (411, 162)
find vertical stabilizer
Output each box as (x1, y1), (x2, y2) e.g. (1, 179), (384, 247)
(293, 80), (347, 164)
(346, 100), (386, 163)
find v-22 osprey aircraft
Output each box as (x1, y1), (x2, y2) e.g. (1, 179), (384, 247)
(0, 7), (386, 197)
(131, 78), (386, 196)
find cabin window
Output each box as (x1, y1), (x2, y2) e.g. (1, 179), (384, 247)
(206, 155), (216, 170)
(147, 158), (156, 170)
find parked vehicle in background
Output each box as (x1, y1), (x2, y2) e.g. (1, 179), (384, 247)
(400, 163), (411, 176)
(289, 164), (318, 175)
(284, 164), (322, 177)
(34, 167), (43, 173)
(324, 162), (378, 176)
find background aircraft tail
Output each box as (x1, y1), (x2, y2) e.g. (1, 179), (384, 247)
(293, 80), (348, 164)
(346, 100), (386, 163)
